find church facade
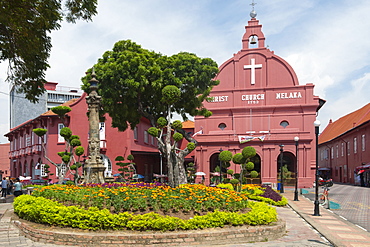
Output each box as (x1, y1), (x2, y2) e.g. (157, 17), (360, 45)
(194, 12), (324, 188)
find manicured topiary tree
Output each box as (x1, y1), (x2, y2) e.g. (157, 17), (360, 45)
(219, 150), (232, 183)
(186, 162), (196, 183)
(115, 155), (135, 181)
(232, 146), (259, 185)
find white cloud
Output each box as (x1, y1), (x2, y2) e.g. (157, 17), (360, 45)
(1, 0), (370, 140)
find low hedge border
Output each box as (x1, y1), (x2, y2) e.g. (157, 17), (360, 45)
(14, 195), (278, 231)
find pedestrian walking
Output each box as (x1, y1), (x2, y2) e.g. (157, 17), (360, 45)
(1, 177), (8, 198)
(7, 178), (13, 195)
(13, 178), (23, 197)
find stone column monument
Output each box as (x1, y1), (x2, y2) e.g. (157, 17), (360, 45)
(82, 70), (106, 184)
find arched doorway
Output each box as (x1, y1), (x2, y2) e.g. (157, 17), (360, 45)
(101, 154), (112, 177)
(209, 152), (223, 174)
(277, 151), (295, 186)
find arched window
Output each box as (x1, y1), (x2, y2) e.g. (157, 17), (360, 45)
(218, 123), (227, 130)
(280, 121), (289, 128)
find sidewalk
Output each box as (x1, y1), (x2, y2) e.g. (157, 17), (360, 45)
(286, 189), (370, 247)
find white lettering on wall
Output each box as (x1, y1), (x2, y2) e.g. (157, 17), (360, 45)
(241, 94), (265, 101)
(276, 92), (302, 99)
(210, 96), (229, 102)
(241, 94), (264, 104)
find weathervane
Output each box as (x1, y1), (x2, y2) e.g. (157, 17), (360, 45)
(250, 0), (256, 10)
(250, 0), (257, 18)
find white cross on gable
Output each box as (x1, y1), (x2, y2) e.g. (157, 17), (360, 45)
(244, 58), (262, 85)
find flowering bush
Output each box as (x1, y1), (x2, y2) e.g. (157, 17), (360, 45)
(216, 183), (288, 206)
(31, 183), (251, 213)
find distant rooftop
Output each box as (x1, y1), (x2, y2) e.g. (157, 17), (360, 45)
(319, 103), (370, 144)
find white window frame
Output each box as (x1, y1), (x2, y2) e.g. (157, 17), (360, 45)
(99, 122), (106, 140)
(58, 123), (65, 143)
(134, 127), (138, 140)
(341, 143), (344, 157)
(150, 135), (154, 145)
(41, 164), (47, 177)
(354, 137), (357, 154)
(348, 141), (350, 155)
(362, 134), (365, 151)
(56, 164), (67, 177)
(144, 130), (149, 143)
(331, 147), (334, 159)
(336, 145), (338, 158)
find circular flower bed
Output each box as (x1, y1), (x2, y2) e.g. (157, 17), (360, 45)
(13, 183), (285, 231)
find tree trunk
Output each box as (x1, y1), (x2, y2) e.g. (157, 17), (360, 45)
(177, 151), (187, 185)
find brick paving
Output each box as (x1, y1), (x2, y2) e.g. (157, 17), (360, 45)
(303, 183), (370, 232)
(0, 185), (369, 246)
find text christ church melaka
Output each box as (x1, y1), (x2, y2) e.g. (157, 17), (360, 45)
(194, 9), (324, 188)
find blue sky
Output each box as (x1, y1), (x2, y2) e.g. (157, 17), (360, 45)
(1, 0), (370, 143)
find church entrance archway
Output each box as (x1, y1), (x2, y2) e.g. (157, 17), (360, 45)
(277, 151), (295, 186)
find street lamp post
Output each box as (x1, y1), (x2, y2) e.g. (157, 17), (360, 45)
(313, 120), (321, 216)
(219, 148), (223, 184)
(279, 144), (284, 193)
(294, 136), (299, 201)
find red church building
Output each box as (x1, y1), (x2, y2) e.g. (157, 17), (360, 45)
(194, 10), (324, 188)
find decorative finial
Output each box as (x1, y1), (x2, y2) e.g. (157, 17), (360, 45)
(91, 67), (96, 78)
(250, 0), (257, 18)
(89, 67), (99, 87)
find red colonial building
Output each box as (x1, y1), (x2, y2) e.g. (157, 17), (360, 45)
(5, 93), (162, 183)
(0, 143), (10, 179)
(318, 103), (370, 186)
(194, 11), (324, 188)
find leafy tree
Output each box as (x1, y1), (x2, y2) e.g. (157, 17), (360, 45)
(0, 0), (98, 102)
(82, 40), (219, 187)
(33, 106), (85, 184)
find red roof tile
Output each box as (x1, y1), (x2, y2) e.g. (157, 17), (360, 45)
(319, 103), (370, 144)
(182, 120), (194, 129)
(41, 97), (80, 116)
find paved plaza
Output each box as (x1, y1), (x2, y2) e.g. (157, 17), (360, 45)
(0, 185), (370, 246)
(303, 183), (370, 232)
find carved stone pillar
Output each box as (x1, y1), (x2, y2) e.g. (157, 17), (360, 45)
(82, 70), (106, 184)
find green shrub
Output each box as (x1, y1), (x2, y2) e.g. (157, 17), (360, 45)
(187, 142), (196, 152)
(250, 170), (259, 178)
(171, 120), (182, 130)
(242, 146), (256, 158)
(60, 127), (72, 140)
(51, 106), (71, 117)
(245, 162), (254, 171)
(227, 169), (234, 175)
(219, 150), (232, 162)
(70, 138), (81, 147)
(173, 132), (183, 142)
(75, 146), (84, 156)
(157, 117), (167, 128)
(232, 153), (244, 164)
(148, 127), (159, 137)
(13, 195), (277, 231)
(33, 128), (47, 137)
